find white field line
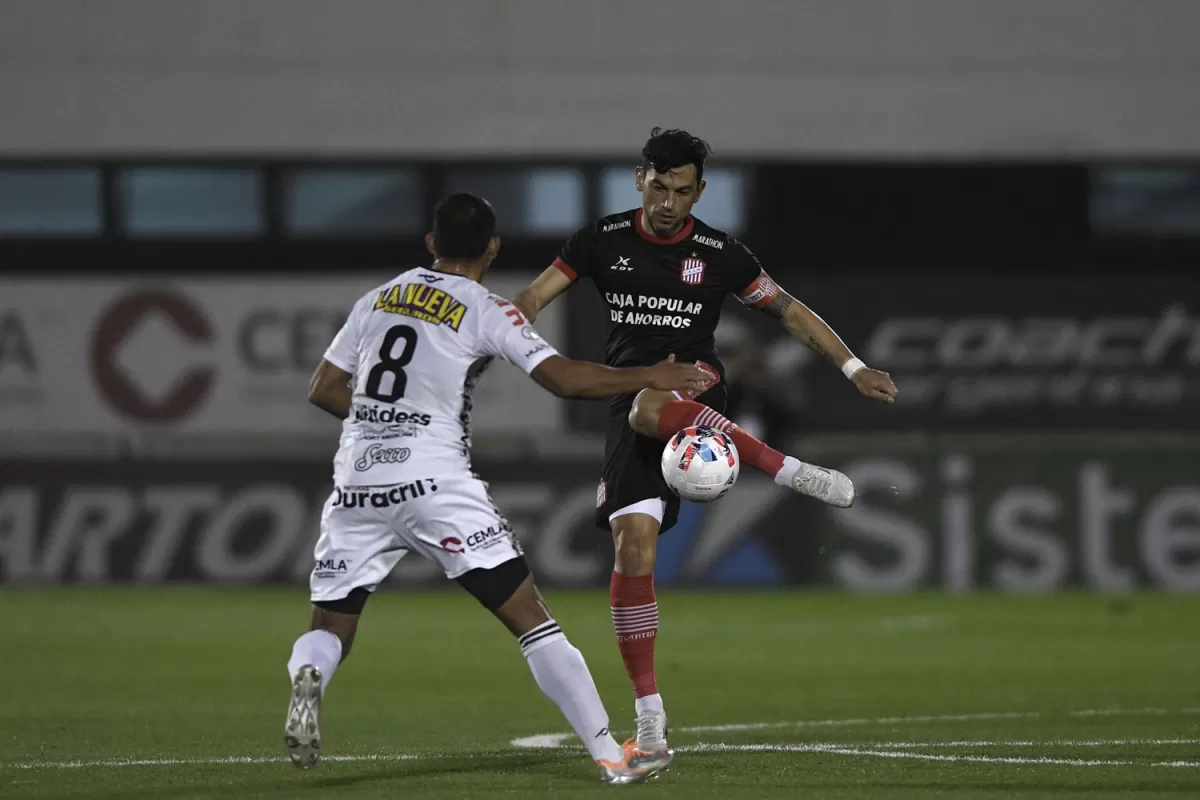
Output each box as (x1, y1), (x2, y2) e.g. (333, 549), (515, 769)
(772, 615), (956, 635)
(7, 709), (1199, 772)
(808, 746), (1200, 769)
(682, 743), (1200, 768)
(1070, 707), (1171, 717)
(8, 737), (1200, 771)
(3, 753), (428, 770)
(875, 738), (1200, 749)
(512, 706), (1200, 748)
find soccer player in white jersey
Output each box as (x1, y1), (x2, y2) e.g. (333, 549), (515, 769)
(284, 193), (711, 785)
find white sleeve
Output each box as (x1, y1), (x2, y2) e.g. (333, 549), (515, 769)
(323, 297), (364, 373)
(478, 295), (560, 374)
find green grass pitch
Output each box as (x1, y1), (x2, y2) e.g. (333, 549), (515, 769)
(3, 587), (1199, 799)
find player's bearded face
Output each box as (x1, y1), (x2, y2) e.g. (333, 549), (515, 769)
(637, 166), (704, 237)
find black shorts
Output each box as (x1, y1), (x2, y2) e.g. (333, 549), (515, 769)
(593, 381), (729, 534)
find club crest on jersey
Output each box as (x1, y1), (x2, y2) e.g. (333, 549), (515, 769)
(374, 283), (468, 331)
(681, 254), (706, 285)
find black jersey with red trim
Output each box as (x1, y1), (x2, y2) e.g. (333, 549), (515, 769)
(553, 208), (780, 377)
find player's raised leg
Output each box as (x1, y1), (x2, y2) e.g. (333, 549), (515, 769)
(459, 557), (672, 785)
(284, 593), (364, 770)
(609, 509), (670, 755)
(628, 382), (855, 508)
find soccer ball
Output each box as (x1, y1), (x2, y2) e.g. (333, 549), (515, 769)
(660, 426), (740, 503)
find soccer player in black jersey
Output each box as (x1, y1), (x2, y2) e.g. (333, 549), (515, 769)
(514, 128), (897, 754)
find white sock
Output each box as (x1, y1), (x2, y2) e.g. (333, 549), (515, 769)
(635, 693), (665, 715)
(773, 455), (803, 487)
(287, 629), (343, 695)
(520, 620), (625, 764)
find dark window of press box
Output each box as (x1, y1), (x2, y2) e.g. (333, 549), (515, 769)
(119, 167), (264, 236)
(444, 168), (585, 235)
(1090, 166), (1200, 237)
(284, 169), (423, 235)
(0, 167), (103, 235)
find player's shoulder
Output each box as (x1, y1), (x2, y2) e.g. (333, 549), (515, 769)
(350, 267), (431, 310)
(560, 210), (637, 257)
(480, 288), (516, 311)
(343, 270), (405, 317)
(593, 209), (638, 236)
(686, 217), (752, 257)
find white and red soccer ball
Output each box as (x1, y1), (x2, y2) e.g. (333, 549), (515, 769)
(660, 426), (740, 503)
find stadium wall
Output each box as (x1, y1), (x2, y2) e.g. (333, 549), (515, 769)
(4, 272), (1195, 591)
(4, 273), (1196, 446)
(3, 0), (1200, 157)
(3, 438), (1198, 590)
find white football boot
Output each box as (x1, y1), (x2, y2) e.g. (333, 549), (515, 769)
(624, 709), (671, 756)
(284, 665), (323, 770)
(789, 462), (855, 508)
(597, 741), (674, 785)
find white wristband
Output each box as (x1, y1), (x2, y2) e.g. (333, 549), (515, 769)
(841, 357), (866, 379)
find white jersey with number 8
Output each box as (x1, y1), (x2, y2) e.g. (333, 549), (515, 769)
(323, 268), (558, 486)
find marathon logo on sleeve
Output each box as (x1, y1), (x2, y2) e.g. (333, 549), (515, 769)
(691, 233), (724, 250)
(331, 479), (439, 509)
(738, 270), (781, 308)
(374, 284), (468, 331)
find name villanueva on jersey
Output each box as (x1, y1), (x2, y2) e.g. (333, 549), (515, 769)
(374, 282), (468, 331)
(605, 292), (704, 329)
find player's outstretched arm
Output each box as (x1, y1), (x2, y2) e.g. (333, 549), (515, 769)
(513, 266), (573, 323)
(530, 354), (711, 399)
(308, 359), (353, 419)
(760, 289), (898, 404)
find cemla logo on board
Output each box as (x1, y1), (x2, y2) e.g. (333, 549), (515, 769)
(90, 289), (216, 421)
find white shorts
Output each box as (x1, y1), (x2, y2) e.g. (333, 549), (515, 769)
(309, 475), (522, 603)
(608, 497), (667, 525)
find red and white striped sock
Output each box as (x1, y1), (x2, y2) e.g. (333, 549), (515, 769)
(610, 572), (660, 705)
(655, 399), (797, 484)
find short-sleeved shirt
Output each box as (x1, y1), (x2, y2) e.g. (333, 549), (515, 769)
(324, 268), (557, 486)
(553, 209), (779, 376)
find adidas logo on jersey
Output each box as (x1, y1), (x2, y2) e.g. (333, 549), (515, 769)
(352, 404), (433, 427)
(374, 283), (468, 331)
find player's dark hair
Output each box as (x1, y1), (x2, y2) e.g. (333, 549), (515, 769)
(641, 127), (712, 184)
(433, 192), (496, 260)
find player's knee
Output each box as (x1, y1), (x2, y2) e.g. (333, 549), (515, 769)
(495, 579), (554, 639)
(497, 583), (553, 638)
(613, 525), (658, 575)
(628, 389), (667, 437)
